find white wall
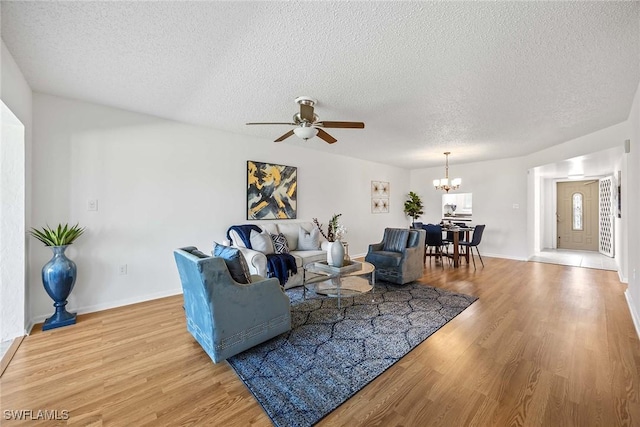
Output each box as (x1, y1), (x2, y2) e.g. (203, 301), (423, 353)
(614, 157), (627, 281)
(1, 41), (32, 125)
(541, 178), (555, 249)
(410, 157), (529, 260)
(0, 40), (32, 339)
(29, 93), (410, 324)
(625, 81), (640, 336)
(1, 103), (25, 341)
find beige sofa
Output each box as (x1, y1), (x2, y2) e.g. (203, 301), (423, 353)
(228, 221), (328, 289)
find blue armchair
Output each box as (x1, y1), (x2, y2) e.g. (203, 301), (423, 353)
(174, 246), (291, 363)
(365, 228), (426, 284)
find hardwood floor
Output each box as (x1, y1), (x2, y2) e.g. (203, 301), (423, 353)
(2, 257), (639, 426)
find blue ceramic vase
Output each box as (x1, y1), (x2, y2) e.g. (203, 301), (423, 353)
(41, 245), (77, 330)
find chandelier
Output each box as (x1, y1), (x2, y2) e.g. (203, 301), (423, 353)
(433, 152), (461, 192)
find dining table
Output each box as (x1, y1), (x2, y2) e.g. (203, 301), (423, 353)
(444, 226), (474, 267)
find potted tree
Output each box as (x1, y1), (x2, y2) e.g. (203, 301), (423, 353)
(403, 191), (424, 227)
(29, 223), (85, 330)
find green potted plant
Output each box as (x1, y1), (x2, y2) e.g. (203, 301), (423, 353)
(29, 223), (85, 330)
(403, 191), (424, 226)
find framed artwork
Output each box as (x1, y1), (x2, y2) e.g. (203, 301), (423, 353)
(371, 181), (389, 197)
(371, 198), (389, 214)
(371, 181), (389, 213)
(247, 161), (297, 220)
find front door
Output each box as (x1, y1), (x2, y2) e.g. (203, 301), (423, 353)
(557, 180), (599, 251)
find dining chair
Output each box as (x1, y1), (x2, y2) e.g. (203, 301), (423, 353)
(424, 224), (447, 268)
(459, 224), (486, 269)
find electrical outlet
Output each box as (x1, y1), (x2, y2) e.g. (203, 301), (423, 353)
(88, 199), (98, 211)
(512, 204), (520, 209)
(118, 264), (127, 275)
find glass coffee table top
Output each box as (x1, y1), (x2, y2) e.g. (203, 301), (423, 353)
(303, 261), (376, 307)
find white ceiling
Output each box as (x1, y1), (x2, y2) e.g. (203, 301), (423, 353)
(2, 1), (639, 170)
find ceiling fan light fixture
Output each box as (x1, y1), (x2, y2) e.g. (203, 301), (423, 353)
(247, 96), (364, 144)
(293, 126), (318, 140)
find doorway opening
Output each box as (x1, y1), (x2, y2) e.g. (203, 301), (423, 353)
(529, 147), (624, 273)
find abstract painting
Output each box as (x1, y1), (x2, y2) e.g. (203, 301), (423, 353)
(371, 181), (389, 213)
(247, 161), (297, 219)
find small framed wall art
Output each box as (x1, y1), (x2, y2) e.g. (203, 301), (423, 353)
(247, 160), (297, 219)
(371, 181), (389, 213)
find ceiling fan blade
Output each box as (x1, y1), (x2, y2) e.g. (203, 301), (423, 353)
(274, 130), (295, 142)
(246, 122), (296, 125)
(316, 128), (337, 144)
(316, 121), (365, 129)
(300, 104), (315, 122)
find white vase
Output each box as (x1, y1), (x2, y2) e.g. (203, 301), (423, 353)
(327, 241), (345, 267)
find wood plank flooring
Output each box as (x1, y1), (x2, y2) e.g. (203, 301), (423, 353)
(2, 257), (639, 426)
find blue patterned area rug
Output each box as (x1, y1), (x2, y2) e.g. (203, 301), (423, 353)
(227, 282), (477, 427)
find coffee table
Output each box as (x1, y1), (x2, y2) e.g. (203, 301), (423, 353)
(303, 261), (376, 308)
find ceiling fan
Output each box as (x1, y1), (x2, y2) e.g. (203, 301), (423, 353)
(246, 96), (365, 144)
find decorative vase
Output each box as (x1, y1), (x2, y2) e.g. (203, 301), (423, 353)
(328, 240), (345, 268)
(343, 242), (351, 264)
(41, 245), (77, 330)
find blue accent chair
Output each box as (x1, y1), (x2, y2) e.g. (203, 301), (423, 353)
(174, 246), (291, 363)
(365, 228), (426, 284)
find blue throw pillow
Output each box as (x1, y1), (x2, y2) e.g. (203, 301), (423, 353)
(382, 229), (409, 253)
(213, 243), (252, 284)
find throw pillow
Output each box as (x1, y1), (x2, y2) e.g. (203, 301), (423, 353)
(298, 227), (320, 250)
(249, 229), (275, 254)
(270, 233), (290, 254)
(382, 229), (409, 253)
(213, 242), (252, 284)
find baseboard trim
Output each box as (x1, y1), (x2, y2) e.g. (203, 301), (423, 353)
(625, 289), (640, 341)
(27, 288), (183, 334)
(484, 252), (527, 261)
(619, 270), (628, 284)
(0, 335), (24, 377)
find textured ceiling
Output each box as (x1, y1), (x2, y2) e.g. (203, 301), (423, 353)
(2, 1), (639, 169)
